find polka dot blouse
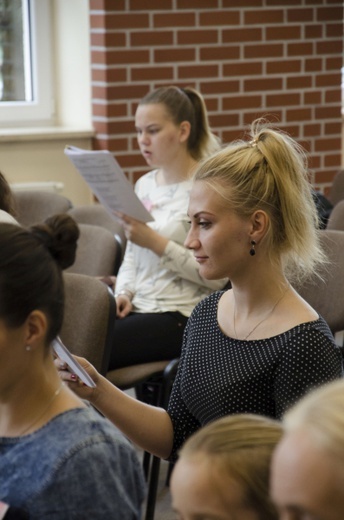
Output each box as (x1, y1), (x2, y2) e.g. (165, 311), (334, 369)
(167, 290), (343, 460)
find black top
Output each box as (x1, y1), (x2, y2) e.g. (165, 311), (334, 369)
(167, 291), (343, 460)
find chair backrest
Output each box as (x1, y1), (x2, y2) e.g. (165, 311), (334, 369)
(326, 199), (344, 231)
(328, 169), (344, 207)
(66, 223), (119, 277)
(295, 229), (344, 336)
(60, 272), (116, 375)
(13, 190), (73, 227)
(68, 205), (126, 273)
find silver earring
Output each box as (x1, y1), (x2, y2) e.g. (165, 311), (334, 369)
(25, 345), (31, 351)
(249, 240), (256, 256)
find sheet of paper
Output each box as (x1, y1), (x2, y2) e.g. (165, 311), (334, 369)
(52, 337), (96, 388)
(65, 146), (153, 223)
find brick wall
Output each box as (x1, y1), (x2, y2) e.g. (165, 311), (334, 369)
(89, 0), (343, 195)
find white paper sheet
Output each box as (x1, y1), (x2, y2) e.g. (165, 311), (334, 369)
(65, 146), (153, 223)
(52, 336), (96, 388)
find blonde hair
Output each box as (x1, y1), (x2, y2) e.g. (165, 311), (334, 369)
(139, 86), (220, 160)
(194, 119), (325, 284)
(284, 379), (344, 466)
(180, 414), (282, 520)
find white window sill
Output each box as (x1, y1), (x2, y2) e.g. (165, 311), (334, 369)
(0, 126), (95, 143)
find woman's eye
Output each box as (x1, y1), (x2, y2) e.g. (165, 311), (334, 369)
(198, 221), (211, 228)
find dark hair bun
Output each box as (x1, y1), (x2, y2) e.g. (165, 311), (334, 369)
(31, 213), (80, 270)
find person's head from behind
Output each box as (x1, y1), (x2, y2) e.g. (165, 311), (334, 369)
(185, 119), (323, 283)
(0, 170), (17, 216)
(0, 214), (79, 356)
(135, 86), (220, 168)
(271, 380), (344, 520)
(171, 414), (282, 520)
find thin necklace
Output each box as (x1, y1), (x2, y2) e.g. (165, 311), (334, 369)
(233, 288), (289, 341)
(14, 382), (64, 437)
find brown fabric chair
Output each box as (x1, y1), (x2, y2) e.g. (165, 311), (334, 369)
(326, 199), (344, 231)
(66, 223), (120, 277)
(60, 272), (116, 375)
(328, 169), (344, 207)
(13, 190), (73, 227)
(68, 204), (126, 273)
(295, 229), (344, 345)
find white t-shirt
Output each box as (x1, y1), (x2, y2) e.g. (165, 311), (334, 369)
(115, 170), (227, 316)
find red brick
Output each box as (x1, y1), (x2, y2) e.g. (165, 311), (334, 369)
(245, 9), (283, 24)
(91, 31), (126, 47)
(325, 122), (342, 134)
(315, 106), (341, 119)
(200, 46), (240, 61)
(177, 30), (219, 45)
(266, 25), (301, 41)
(287, 75), (313, 89)
(129, 0), (172, 9)
(287, 8), (314, 22)
(177, 0), (219, 7)
(277, 124), (301, 138)
(222, 129), (247, 143)
(130, 31), (174, 47)
(287, 42), (313, 56)
(242, 111), (283, 126)
(304, 123), (322, 137)
(315, 138), (342, 152)
(325, 154), (342, 167)
(317, 6), (343, 21)
(245, 77), (282, 92)
(116, 153), (148, 168)
(325, 90), (341, 103)
(223, 0), (262, 6)
(244, 43), (283, 59)
(209, 114), (240, 127)
(303, 91), (322, 105)
(153, 12), (195, 28)
(316, 73), (341, 87)
(315, 169), (340, 184)
(201, 80), (239, 94)
(223, 95), (262, 110)
(223, 61), (262, 76)
(92, 102), (128, 118)
(93, 84), (149, 101)
(286, 108), (312, 121)
(266, 59), (301, 74)
(131, 66), (174, 81)
(178, 64), (219, 79)
(305, 58), (323, 72)
(154, 48), (196, 63)
(90, 0), (125, 10)
(266, 93), (300, 107)
(90, 13), (149, 29)
(107, 49), (149, 65)
(316, 40), (343, 55)
(308, 155), (321, 170)
(93, 136), (129, 151)
(91, 67), (127, 82)
(223, 28), (262, 43)
(326, 22), (343, 38)
(199, 11), (240, 26)
(326, 56), (343, 71)
(205, 97), (219, 111)
(305, 24), (323, 39)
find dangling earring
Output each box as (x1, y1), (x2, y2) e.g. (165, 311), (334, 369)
(25, 345), (31, 351)
(249, 240), (256, 256)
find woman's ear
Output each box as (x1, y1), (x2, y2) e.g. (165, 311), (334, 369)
(24, 310), (48, 350)
(179, 121), (191, 143)
(249, 210), (269, 242)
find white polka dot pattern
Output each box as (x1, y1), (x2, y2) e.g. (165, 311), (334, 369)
(167, 291), (343, 460)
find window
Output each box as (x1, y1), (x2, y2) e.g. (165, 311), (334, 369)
(0, 0), (54, 127)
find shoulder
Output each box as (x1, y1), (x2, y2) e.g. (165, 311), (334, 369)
(0, 210), (19, 225)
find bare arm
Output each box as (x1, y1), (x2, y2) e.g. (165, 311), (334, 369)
(56, 356), (174, 459)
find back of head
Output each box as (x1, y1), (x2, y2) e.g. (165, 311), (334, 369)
(284, 379), (344, 466)
(0, 213), (79, 345)
(139, 85), (220, 160)
(0, 171), (17, 217)
(194, 118), (324, 283)
(180, 414), (283, 520)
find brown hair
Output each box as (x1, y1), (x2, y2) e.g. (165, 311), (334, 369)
(0, 170), (17, 216)
(139, 86), (220, 161)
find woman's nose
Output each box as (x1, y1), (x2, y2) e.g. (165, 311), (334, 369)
(184, 229), (200, 250)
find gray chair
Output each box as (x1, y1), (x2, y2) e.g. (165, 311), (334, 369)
(60, 272), (116, 375)
(326, 199), (344, 231)
(66, 223), (120, 277)
(13, 190), (73, 227)
(328, 169), (344, 207)
(68, 204), (126, 273)
(295, 229), (344, 345)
